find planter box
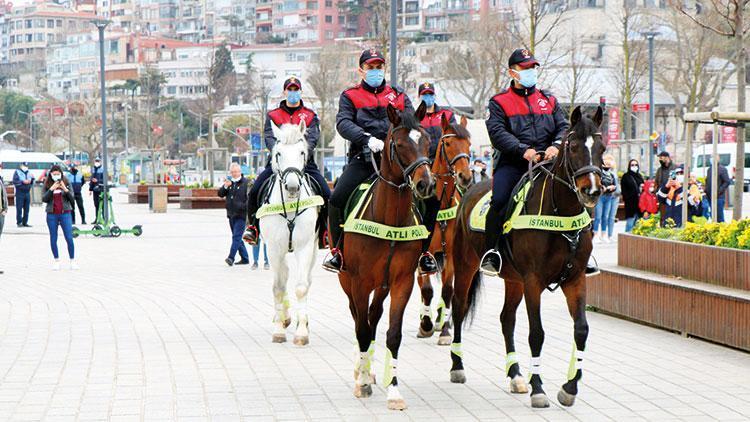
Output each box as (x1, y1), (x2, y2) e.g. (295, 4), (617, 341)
(128, 184), (183, 204)
(618, 233), (750, 291)
(4, 185), (13, 206)
(179, 188), (224, 209)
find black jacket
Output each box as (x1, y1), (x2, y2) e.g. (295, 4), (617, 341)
(705, 165), (731, 199)
(486, 84), (568, 168)
(621, 171), (644, 218)
(217, 177), (249, 219)
(336, 80), (414, 160)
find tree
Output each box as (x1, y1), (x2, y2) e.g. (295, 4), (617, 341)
(215, 115), (251, 152)
(512, 0), (568, 60)
(675, 0), (749, 219)
(307, 44), (351, 145)
(559, 36), (597, 115)
(196, 43), (237, 148)
(435, 14), (513, 118)
(0, 91), (36, 145)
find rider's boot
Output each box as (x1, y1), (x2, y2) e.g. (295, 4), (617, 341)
(418, 245), (439, 275)
(317, 202), (329, 249)
(322, 205), (344, 273)
(480, 205), (503, 276)
(585, 255), (600, 276)
(418, 197), (440, 275)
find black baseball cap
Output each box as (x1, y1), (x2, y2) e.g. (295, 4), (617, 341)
(508, 48), (539, 69)
(658, 151), (670, 158)
(418, 82), (435, 95)
(359, 48), (385, 66)
(283, 76), (302, 90)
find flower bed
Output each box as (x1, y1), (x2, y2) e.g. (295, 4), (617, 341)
(632, 215), (750, 250)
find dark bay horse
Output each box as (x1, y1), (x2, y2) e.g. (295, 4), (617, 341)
(416, 115), (473, 345)
(337, 103), (434, 410)
(449, 106), (605, 408)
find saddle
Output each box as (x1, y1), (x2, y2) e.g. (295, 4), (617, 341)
(469, 164), (591, 233)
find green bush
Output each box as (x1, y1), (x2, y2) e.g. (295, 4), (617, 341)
(634, 215), (750, 251)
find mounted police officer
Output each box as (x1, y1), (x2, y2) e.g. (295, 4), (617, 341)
(480, 49), (569, 275)
(323, 49), (438, 275)
(66, 163), (86, 225)
(417, 82), (456, 160)
(244, 77), (330, 245)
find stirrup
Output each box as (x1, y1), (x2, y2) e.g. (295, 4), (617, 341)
(479, 249), (502, 277)
(242, 225), (259, 245)
(322, 248), (343, 274)
(418, 252), (438, 276)
(585, 255), (600, 277)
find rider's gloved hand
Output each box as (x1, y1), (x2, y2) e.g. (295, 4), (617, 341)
(368, 136), (384, 153)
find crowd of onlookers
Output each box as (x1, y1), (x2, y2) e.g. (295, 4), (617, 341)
(593, 150), (731, 242)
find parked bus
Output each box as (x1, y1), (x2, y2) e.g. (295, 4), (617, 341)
(0, 150), (66, 181)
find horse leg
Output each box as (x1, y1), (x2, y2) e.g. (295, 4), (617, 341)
(352, 281), (374, 399)
(293, 240), (315, 346)
(416, 273), (435, 338)
(557, 275), (589, 407)
(501, 279), (528, 394)
(271, 257), (291, 343)
(448, 266), (477, 384)
(364, 286), (389, 385)
(524, 281), (548, 408)
(383, 273), (415, 410)
(436, 259), (454, 346)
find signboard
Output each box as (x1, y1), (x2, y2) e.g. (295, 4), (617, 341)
(721, 123), (737, 143)
(632, 103), (650, 112)
(235, 127), (251, 135)
(607, 108), (620, 142)
(250, 133), (261, 150)
(52, 106), (65, 116)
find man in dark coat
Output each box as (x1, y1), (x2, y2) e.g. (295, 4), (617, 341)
(218, 163), (250, 266)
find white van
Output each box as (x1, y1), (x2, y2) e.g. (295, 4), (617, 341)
(692, 143), (750, 187)
(0, 150), (66, 182)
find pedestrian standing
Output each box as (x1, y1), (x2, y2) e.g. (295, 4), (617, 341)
(654, 151), (676, 226)
(593, 155), (620, 242)
(620, 159), (644, 232)
(252, 242), (269, 270)
(42, 165), (77, 270)
(66, 163), (87, 225)
(471, 159), (489, 184)
(218, 163), (250, 267)
(0, 163), (8, 274)
(89, 158), (104, 223)
(12, 161), (34, 227)
(705, 161), (730, 223)
(656, 167), (685, 227)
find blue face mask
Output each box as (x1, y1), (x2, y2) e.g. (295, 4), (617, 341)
(515, 68), (538, 88)
(286, 90), (301, 104)
(364, 69), (385, 87)
(421, 94), (435, 107)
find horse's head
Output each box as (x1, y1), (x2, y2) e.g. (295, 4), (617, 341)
(565, 106), (605, 208)
(437, 114), (472, 191)
(384, 102), (434, 199)
(270, 121), (308, 198)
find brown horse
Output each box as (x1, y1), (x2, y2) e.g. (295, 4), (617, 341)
(416, 114), (473, 345)
(449, 106), (605, 408)
(337, 103), (434, 410)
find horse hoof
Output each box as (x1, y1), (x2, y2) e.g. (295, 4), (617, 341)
(387, 398), (407, 410)
(450, 370), (466, 384)
(353, 384), (372, 398)
(509, 376), (529, 394)
(557, 389), (576, 407)
(283, 318), (292, 329)
(272, 333), (287, 343)
(417, 326), (435, 338)
(531, 393), (550, 408)
(437, 335), (452, 346)
(293, 336), (309, 346)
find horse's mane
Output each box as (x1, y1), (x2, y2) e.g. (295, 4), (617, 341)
(448, 122), (471, 139)
(400, 112), (421, 131)
(275, 124), (306, 145)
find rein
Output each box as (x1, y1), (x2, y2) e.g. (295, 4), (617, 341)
(368, 124), (431, 191)
(273, 147), (313, 253)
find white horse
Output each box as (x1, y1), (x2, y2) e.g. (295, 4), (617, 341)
(259, 120), (320, 346)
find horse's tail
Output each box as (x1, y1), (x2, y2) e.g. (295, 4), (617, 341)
(464, 270), (482, 327)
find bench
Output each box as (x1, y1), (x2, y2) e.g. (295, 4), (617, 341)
(127, 184), (183, 204)
(179, 188), (224, 210)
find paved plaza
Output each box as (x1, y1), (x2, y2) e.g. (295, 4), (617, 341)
(0, 189), (749, 421)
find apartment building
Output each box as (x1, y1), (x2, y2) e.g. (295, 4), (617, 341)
(253, 0), (367, 45)
(398, 0), (512, 40)
(158, 46), (212, 99)
(96, 0), (137, 32)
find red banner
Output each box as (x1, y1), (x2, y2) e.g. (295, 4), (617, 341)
(608, 108), (620, 142)
(632, 103), (650, 112)
(721, 123), (737, 143)
(235, 127), (251, 135)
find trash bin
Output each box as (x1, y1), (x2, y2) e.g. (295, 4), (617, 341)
(30, 183), (44, 205)
(148, 186), (168, 213)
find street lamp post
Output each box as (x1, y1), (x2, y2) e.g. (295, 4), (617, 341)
(92, 18), (111, 221)
(643, 31), (659, 178)
(389, 0), (397, 84)
(18, 111), (33, 150)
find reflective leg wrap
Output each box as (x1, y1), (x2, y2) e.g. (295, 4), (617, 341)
(383, 349), (397, 387)
(419, 304), (433, 320)
(505, 351), (519, 375)
(567, 348), (585, 381)
(356, 351), (371, 384)
(529, 356), (542, 377)
(435, 298), (446, 329)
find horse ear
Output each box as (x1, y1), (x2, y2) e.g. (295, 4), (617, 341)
(298, 119), (307, 136)
(460, 115), (468, 128)
(441, 112), (451, 131)
(415, 101), (427, 121)
(592, 106), (604, 128)
(386, 103), (401, 126)
(570, 106), (582, 128)
(270, 121), (282, 141)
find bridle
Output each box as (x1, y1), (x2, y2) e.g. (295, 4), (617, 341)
(273, 144), (309, 197)
(368, 124), (431, 191)
(271, 140), (313, 253)
(434, 133), (470, 180)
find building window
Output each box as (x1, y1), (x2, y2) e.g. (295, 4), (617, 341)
(47, 19), (54, 28)
(325, 15), (332, 23)
(325, 0), (332, 6)
(405, 16), (419, 25)
(167, 86), (176, 94)
(338, 15), (344, 24)
(325, 30), (333, 39)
